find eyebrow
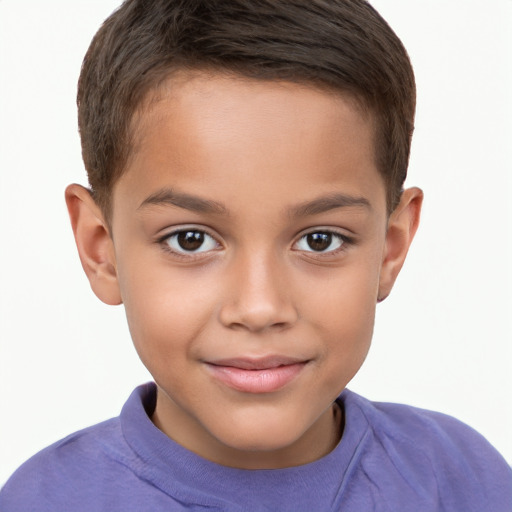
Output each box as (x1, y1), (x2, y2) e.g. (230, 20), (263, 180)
(138, 188), (228, 215)
(288, 193), (371, 217)
(138, 188), (370, 218)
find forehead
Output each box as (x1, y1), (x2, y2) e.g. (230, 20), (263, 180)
(114, 72), (385, 220)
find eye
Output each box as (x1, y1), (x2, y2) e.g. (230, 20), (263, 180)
(164, 229), (219, 254)
(295, 231), (346, 253)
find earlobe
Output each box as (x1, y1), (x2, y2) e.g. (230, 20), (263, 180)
(65, 184), (122, 306)
(378, 187), (423, 302)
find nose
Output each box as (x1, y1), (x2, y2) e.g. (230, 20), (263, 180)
(218, 250), (298, 333)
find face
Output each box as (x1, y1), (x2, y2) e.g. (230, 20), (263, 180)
(106, 73), (397, 468)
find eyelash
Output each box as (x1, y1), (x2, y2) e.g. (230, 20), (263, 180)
(293, 229), (354, 257)
(157, 227), (354, 259)
(157, 227), (221, 259)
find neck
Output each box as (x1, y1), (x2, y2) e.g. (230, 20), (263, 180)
(152, 390), (344, 469)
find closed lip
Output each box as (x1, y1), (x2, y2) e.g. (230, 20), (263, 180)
(205, 355), (310, 370)
(203, 356), (310, 393)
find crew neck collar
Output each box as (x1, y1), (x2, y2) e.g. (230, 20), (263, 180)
(120, 382), (369, 510)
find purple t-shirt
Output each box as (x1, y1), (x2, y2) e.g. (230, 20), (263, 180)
(1, 382), (511, 511)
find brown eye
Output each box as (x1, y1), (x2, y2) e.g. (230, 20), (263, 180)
(177, 231), (204, 251)
(295, 231), (345, 253)
(165, 230), (218, 253)
(306, 232), (332, 251)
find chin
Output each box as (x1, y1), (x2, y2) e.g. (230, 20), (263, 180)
(210, 413), (307, 453)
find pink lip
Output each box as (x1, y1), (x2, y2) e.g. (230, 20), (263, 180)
(205, 356), (308, 393)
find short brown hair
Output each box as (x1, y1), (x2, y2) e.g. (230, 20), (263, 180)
(78, 0), (415, 219)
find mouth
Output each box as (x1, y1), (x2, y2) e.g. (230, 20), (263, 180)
(204, 356), (309, 394)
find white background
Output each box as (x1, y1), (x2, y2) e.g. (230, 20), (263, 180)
(0, 0), (510, 485)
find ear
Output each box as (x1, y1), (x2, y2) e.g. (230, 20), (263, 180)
(65, 184), (122, 305)
(378, 187), (423, 302)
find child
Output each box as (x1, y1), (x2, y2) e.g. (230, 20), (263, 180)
(1, 0), (510, 510)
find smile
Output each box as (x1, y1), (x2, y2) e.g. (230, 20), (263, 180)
(205, 356), (309, 394)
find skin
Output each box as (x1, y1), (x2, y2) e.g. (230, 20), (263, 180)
(66, 73), (422, 469)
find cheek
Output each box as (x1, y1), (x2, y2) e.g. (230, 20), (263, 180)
(116, 256), (219, 365)
(305, 261), (380, 385)
(304, 254), (380, 329)
(321, 286), (375, 360)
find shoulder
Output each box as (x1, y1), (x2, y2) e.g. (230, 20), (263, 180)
(342, 390), (512, 511)
(358, 393), (506, 465)
(0, 417), (138, 511)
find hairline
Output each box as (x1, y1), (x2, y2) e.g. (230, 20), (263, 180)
(100, 65), (382, 226)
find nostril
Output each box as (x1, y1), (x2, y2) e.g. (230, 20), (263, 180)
(218, 303), (298, 332)
(271, 322), (290, 331)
